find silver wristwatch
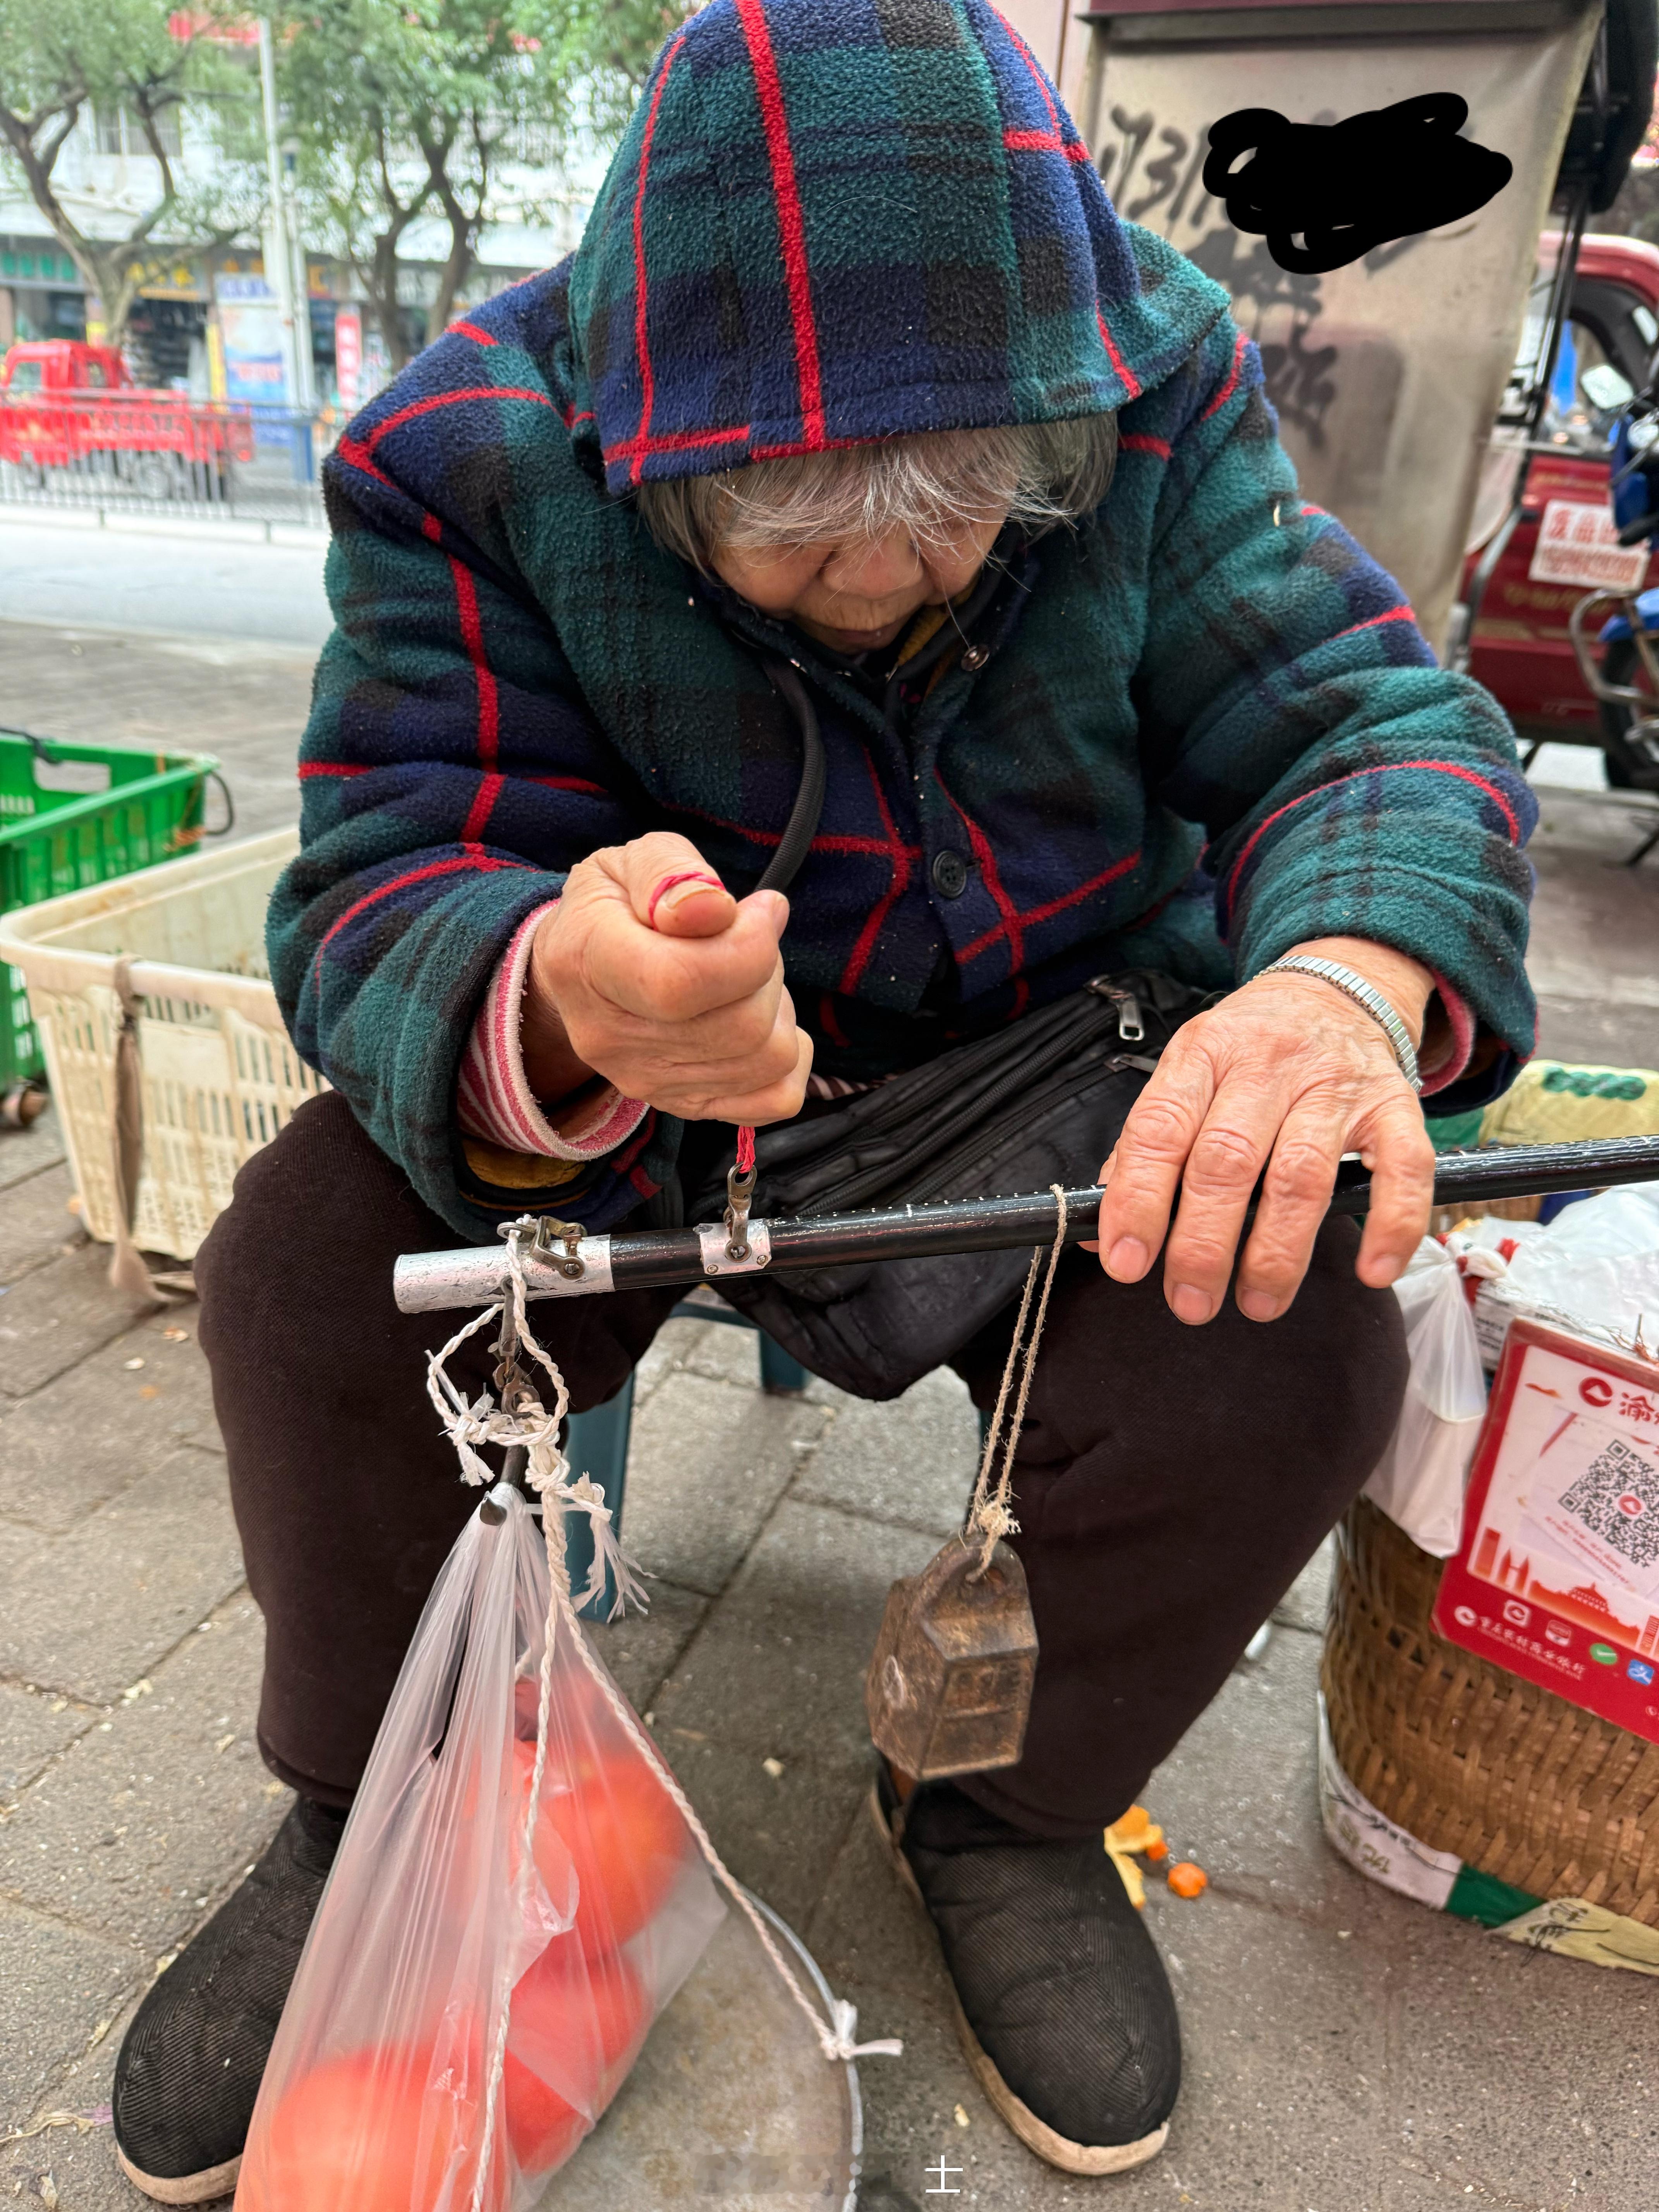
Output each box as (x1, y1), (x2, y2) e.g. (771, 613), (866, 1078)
(1257, 956), (1423, 1092)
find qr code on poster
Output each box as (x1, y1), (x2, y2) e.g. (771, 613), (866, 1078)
(1559, 1435), (1659, 1571)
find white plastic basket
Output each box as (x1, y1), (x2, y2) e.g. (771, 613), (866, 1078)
(0, 828), (327, 1260)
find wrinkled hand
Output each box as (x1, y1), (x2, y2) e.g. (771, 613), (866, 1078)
(522, 831), (813, 1123)
(1091, 938), (1436, 1324)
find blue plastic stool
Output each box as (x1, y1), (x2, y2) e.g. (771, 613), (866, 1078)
(560, 1299), (809, 1618)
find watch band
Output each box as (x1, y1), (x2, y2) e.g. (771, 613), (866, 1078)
(1257, 956), (1423, 1093)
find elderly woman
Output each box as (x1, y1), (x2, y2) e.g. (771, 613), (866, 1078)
(112, 0), (1535, 2197)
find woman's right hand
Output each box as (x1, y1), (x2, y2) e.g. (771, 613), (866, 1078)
(521, 831), (813, 1123)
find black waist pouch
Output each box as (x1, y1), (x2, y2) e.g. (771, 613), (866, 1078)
(687, 970), (1208, 1399)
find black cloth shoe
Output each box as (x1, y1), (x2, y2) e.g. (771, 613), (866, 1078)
(113, 1796), (345, 2204)
(873, 1767), (1180, 2174)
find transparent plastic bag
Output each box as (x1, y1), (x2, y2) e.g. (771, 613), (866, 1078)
(1363, 1237), (1488, 1557)
(237, 1249), (895, 2212)
(236, 1482), (724, 2212)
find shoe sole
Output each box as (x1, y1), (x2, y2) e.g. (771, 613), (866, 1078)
(115, 2145), (242, 2205)
(866, 1783), (1170, 2179)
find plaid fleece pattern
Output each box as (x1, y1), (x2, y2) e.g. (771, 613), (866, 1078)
(567, 0), (1211, 488)
(269, 0), (1536, 1244)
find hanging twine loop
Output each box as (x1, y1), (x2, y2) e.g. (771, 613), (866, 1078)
(963, 1185), (1069, 1578)
(425, 1240), (900, 2210)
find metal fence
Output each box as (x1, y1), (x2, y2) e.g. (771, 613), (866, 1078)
(0, 393), (329, 528)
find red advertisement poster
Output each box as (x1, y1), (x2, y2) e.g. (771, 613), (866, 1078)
(335, 306), (363, 414)
(1435, 1319), (1659, 1743)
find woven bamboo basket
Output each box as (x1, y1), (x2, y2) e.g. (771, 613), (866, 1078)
(1323, 1496), (1659, 1925)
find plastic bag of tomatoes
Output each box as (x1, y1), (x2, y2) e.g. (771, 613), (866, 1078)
(236, 1482), (724, 2212)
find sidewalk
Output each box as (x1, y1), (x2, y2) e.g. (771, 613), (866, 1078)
(1, 623), (1655, 2209)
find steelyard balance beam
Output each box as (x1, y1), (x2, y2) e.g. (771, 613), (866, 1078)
(392, 1135), (1659, 1316)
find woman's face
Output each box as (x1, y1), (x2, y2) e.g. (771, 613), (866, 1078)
(710, 512), (1004, 656)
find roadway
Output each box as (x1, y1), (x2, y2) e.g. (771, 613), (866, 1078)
(0, 511), (330, 649)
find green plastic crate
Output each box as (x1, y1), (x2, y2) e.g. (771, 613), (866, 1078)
(1, 728), (218, 1087)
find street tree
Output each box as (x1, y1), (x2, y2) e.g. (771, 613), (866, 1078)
(274, 0), (694, 375)
(0, 0), (257, 345)
(276, 0), (562, 373)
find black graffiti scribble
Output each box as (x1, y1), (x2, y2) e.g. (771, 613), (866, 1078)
(1202, 93), (1512, 274)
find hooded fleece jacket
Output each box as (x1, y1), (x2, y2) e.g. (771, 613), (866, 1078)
(268, 0), (1537, 1244)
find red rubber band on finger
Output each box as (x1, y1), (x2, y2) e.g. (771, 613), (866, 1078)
(646, 869), (727, 929)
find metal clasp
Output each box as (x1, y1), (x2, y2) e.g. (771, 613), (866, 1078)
(536, 1215), (589, 1280)
(723, 1162), (757, 1263)
(489, 1214), (613, 1300)
(697, 1215), (772, 1277)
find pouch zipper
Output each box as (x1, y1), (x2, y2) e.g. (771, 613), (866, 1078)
(1087, 976), (1146, 1044)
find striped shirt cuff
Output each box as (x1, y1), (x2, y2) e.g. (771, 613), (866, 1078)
(1419, 971), (1476, 1097)
(456, 902), (649, 1161)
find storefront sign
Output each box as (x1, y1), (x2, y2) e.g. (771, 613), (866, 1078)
(1436, 1319), (1659, 1743)
(1528, 499), (1650, 593)
(215, 274), (288, 407)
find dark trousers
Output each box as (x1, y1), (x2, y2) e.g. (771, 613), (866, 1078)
(197, 1092), (1407, 1842)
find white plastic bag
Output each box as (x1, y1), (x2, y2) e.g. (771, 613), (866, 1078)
(1458, 1184), (1659, 1366)
(237, 1482), (725, 2212)
(1363, 1237), (1488, 1556)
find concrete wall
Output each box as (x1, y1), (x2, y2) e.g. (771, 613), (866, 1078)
(993, 0), (1094, 122)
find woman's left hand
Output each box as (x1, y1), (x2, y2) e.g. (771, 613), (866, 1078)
(1091, 937), (1438, 1324)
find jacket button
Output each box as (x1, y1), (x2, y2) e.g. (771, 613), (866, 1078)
(932, 849), (970, 899)
(960, 643), (989, 672)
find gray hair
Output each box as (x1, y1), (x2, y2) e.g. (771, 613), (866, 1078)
(634, 416), (1117, 573)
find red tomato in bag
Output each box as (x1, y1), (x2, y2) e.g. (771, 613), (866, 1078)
(503, 1937), (649, 2173)
(236, 2041), (503, 2212)
(511, 1739), (685, 1952)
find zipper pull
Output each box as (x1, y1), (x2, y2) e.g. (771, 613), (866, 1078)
(1087, 978), (1146, 1044)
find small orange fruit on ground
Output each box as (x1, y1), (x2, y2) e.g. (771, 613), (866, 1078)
(1166, 1860), (1207, 1899)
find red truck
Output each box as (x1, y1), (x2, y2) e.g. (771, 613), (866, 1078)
(0, 340), (254, 494)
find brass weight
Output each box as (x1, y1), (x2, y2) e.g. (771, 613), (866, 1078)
(864, 1535), (1039, 1779)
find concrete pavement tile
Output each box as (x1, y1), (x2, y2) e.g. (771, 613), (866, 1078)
(0, 1985), (184, 2212)
(1271, 1531), (1333, 1635)
(0, 1307), (218, 1534)
(0, 1163), (82, 1287)
(0, 619), (313, 845)
(790, 1369), (980, 1537)
(1380, 1907), (1655, 2212)
(649, 1501), (939, 1767)
(634, 1307), (770, 1399)
(801, 1776), (940, 2000)
(652, 1727), (869, 1937)
(0, 1105), (65, 1193)
(0, 1680), (96, 1803)
(0, 1446), (243, 1703)
(0, 1901), (140, 2135)
(0, 1245), (150, 1400)
(0, 1593), (286, 1954)
(621, 1372), (831, 1597)
(1142, 1601), (1386, 1922)
(0, 1515), (48, 1580)
(633, 1314), (718, 1404)
(580, 1578), (708, 1716)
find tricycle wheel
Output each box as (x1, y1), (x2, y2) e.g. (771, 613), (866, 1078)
(1595, 637), (1659, 788)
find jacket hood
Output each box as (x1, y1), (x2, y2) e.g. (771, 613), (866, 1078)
(563, 0), (1228, 492)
